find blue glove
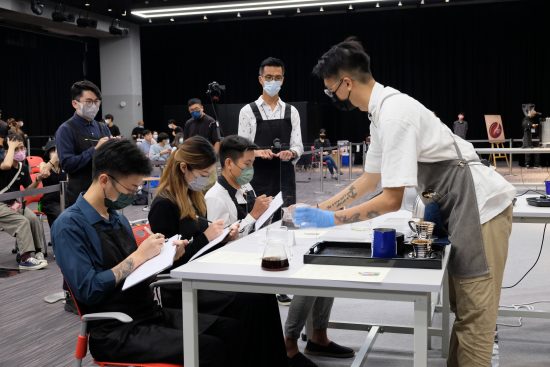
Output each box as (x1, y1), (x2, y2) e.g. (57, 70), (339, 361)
(294, 207), (335, 228)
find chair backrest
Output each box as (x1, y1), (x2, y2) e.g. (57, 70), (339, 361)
(26, 156), (44, 174)
(132, 223), (151, 246)
(23, 174), (43, 205)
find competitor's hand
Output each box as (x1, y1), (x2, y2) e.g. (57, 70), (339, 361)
(294, 207), (335, 228)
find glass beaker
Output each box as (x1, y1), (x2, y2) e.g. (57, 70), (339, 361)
(262, 226), (289, 271)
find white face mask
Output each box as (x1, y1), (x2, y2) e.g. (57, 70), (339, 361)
(153, 134), (158, 140)
(263, 80), (282, 97)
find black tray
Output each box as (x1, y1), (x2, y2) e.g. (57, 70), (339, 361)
(527, 197), (550, 207)
(304, 241), (446, 270)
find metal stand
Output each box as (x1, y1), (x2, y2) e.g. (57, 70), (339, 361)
(314, 147), (325, 194)
(348, 141), (353, 181)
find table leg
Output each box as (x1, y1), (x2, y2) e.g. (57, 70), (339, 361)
(413, 295), (428, 367)
(427, 292), (432, 350)
(441, 270), (450, 358)
(182, 280), (198, 367)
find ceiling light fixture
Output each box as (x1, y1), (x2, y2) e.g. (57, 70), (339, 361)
(84, 2), (90, 6)
(148, 18), (152, 23)
(132, 0), (395, 18)
(319, 6), (324, 11)
(109, 18), (129, 35)
(268, 9), (272, 14)
(203, 15), (207, 19)
(30, 0), (45, 15)
(170, 17), (174, 21)
(398, 1), (402, 5)
(122, 10), (127, 16)
(52, 3), (75, 22)
(296, 7), (301, 12)
(108, 8), (112, 12)
(348, 4), (353, 9)
(420, 0), (424, 4)
(376, 2), (380, 7)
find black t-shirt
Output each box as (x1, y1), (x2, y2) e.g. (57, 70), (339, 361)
(41, 167), (67, 204)
(183, 114), (220, 145)
(0, 159), (32, 203)
(108, 124), (121, 137)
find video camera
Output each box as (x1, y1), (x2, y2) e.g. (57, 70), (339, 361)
(206, 81), (226, 99)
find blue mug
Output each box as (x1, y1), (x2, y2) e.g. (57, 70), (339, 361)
(372, 228), (397, 258)
(545, 180), (550, 196)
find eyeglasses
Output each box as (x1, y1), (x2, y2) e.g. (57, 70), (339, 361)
(108, 175), (141, 195)
(189, 107), (202, 112)
(324, 79), (344, 98)
(262, 74), (284, 82)
(78, 99), (102, 107)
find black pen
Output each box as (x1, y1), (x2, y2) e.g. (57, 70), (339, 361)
(196, 215), (213, 224)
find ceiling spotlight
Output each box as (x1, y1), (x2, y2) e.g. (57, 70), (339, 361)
(148, 18), (152, 23)
(398, 1), (402, 6)
(296, 7), (301, 13)
(108, 8), (112, 12)
(144, 0), (149, 4)
(420, 0), (424, 3)
(237, 12), (241, 17)
(376, 2), (380, 7)
(319, 6), (324, 11)
(445, 0), (450, 2)
(267, 9), (272, 15)
(52, 4), (75, 22)
(77, 14), (98, 28)
(30, 0), (45, 15)
(348, 4), (354, 10)
(122, 10), (127, 16)
(203, 15), (207, 20)
(109, 18), (129, 36)
(84, 2), (90, 6)
(169, 17), (174, 21)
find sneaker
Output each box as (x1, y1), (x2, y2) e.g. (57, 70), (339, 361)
(18, 257), (47, 270)
(34, 252), (48, 264)
(304, 340), (355, 358)
(277, 294), (292, 306)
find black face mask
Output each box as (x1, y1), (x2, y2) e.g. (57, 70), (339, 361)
(330, 90), (356, 112)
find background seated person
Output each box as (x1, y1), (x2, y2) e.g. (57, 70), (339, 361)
(205, 135), (272, 237)
(148, 136), (287, 367)
(313, 128), (342, 179)
(149, 132), (173, 162)
(38, 139), (66, 228)
(0, 132), (48, 270)
(52, 139), (243, 367)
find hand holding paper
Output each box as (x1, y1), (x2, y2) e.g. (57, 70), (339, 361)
(189, 227), (231, 261)
(255, 192), (284, 231)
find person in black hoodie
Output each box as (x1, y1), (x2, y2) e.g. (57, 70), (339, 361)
(148, 136), (288, 367)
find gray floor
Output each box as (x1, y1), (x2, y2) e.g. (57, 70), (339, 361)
(1, 163), (549, 366)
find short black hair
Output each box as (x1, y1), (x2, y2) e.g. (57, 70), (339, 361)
(188, 98), (202, 107)
(158, 132), (169, 141)
(319, 128), (327, 135)
(105, 114), (114, 120)
(312, 37), (372, 83)
(259, 57), (285, 76)
(143, 129), (152, 136)
(3, 132), (24, 149)
(71, 80), (102, 101)
(92, 139), (152, 180)
(168, 118), (177, 124)
(219, 135), (258, 168)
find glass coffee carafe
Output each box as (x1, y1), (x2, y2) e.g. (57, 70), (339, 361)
(261, 226), (289, 271)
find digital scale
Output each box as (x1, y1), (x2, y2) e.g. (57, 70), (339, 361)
(526, 196), (550, 207)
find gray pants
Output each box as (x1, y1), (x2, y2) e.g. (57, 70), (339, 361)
(0, 203), (45, 255)
(284, 296), (334, 340)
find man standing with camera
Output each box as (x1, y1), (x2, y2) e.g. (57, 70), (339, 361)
(238, 57), (303, 218)
(183, 98), (221, 153)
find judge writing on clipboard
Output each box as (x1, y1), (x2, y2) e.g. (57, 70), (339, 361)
(52, 140), (248, 366)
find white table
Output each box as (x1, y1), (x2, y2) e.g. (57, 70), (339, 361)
(171, 211), (450, 367)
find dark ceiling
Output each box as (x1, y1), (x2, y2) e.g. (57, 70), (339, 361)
(57, 0), (520, 24)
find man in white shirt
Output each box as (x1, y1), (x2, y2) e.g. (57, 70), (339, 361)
(205, 135), (272, 236)
(138, 130), (153, 157)
(296, 38), (516, 367)
(148, 132), (172, 162)
(238, 57), (304, 220)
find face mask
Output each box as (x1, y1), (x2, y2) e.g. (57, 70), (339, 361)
(103, 183), (135, 210)
(319, 134), (326, 139)
(187, 171), (210, 192)
(153, 134), (158, 140)
(105, 119), (112, 124)
(263, 80), (282, 97)
(330, 90), (356, 112)
(233, 163), (254, 186)
(191, 111), (202, 120)
(18, 121), (24, 127)
(77, 102), (99, 121)
(164, 139), (170, 145)
(178, 137), (184, 145)
(14, 150), (26, 162)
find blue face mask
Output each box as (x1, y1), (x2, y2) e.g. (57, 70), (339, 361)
(263, 80), (282, 97)
(191, 111), (202, 120)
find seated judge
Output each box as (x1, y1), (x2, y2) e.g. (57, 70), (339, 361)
(148, 136), (288, 367)
(205, 135), (272, 237)
(52, 139), (243, 367)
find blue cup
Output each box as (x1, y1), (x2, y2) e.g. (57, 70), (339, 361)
(545, 181), (550, 195)
(372, 228), (397, 258)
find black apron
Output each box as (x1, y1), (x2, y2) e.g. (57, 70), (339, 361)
(217, 175), (257, 221)
(65, 120), (109, 207)
(248, 102), (296, 220)
(374, 92), (499, 278)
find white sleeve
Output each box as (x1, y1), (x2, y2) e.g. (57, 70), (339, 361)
(289, 106), (304, 158)
(238, 213), (257, 238)
(205, 195), (231, 226)
(238, 105), (256, 141)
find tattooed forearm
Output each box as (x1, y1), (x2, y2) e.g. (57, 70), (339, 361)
(335, 212), (361, 224)
(366, 211), (380, 219)
(326, 186), (358, 210)
(112, 258), (135, 284)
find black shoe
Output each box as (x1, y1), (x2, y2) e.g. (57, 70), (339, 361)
(64, 292), (79, 315)
(304, 340), (355, 358)
(288, 352), (318, 367)
(276, 294), (292, 306)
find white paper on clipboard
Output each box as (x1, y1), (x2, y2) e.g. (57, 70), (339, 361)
(255, 192), (283, 231)
(122, 234), (180, 291)
(189, 227), (230, 262)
